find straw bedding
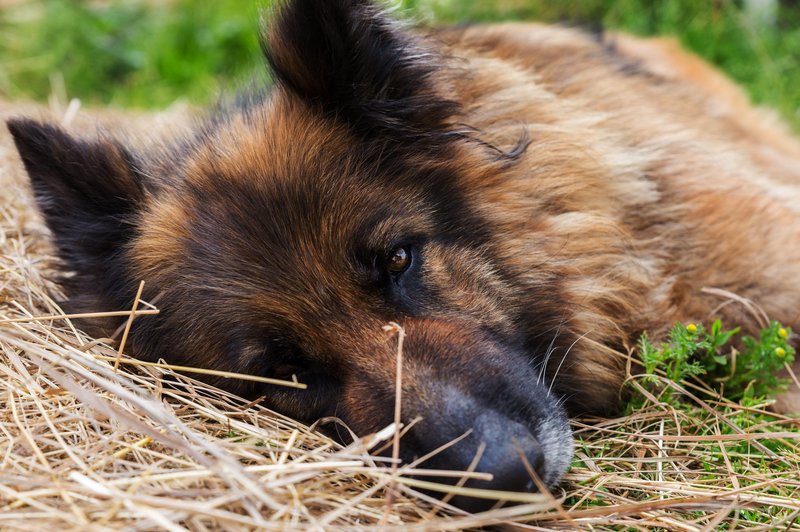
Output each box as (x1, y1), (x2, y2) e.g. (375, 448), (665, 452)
(1, 100), (799, 531)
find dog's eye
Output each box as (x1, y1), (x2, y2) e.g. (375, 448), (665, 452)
(386, 246), (412, 275)
(271, 363), (302, 381)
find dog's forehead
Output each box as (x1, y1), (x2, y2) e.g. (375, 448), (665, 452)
(132, 97), (434, 291)
(186, 95), (356, 186)
(176, 95), (435, 233)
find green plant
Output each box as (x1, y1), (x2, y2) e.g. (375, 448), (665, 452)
(709, 320), (796, 401)
(634, 319), (795, 406)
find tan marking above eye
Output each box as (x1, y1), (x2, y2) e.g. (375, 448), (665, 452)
(386, 246), (411, 274)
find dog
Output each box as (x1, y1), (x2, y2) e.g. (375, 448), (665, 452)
(7, 0), (800, 512)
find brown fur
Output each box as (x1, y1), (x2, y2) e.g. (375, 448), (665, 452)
(434, 23), (800, 410)
(170, 22), (800, 406)
(7, 0), (800, 507)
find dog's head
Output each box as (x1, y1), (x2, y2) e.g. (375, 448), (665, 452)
(8, 0), (574, 510)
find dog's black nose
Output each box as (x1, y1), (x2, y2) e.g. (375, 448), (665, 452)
(443, 413), (546, 513)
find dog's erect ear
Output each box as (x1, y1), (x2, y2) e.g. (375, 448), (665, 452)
(264, 0), (458, 140)
(7, 118), (145, 292)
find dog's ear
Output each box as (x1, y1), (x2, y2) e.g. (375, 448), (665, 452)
(264, 0), (458, 141)
(7, 118), (145, 297)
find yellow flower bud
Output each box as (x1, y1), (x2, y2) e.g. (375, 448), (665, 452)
(686, 323), (698, 334)
(775, 347), (786, 358)
(779, 328), (788, 339)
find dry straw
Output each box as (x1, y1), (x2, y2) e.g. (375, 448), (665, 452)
(1, 100), (799, 531)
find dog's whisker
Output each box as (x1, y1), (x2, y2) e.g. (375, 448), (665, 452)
(549, 331), (592, 395)
(538, 320), (565, 385)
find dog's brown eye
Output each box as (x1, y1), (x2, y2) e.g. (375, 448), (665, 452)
(386, 246), (411, 274)
(271, 364), (301, 381)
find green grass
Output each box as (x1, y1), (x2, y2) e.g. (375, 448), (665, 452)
(1, 0), (798, 131)
(550, 319), (800, 526)
(0, 0), (263, 109)
(562, 319), (800, 526)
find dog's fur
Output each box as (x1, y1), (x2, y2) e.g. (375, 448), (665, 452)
(7, 0), (800, 510)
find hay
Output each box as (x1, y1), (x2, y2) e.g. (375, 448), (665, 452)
(1, 100), (799, 531)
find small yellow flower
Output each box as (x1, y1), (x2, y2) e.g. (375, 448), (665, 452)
(775, 347), (786, 358)
(686, 323), (698, 334)
(779, 328), (789, 339)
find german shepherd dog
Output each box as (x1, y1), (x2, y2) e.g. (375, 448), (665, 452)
(8, 0), (800, 512)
